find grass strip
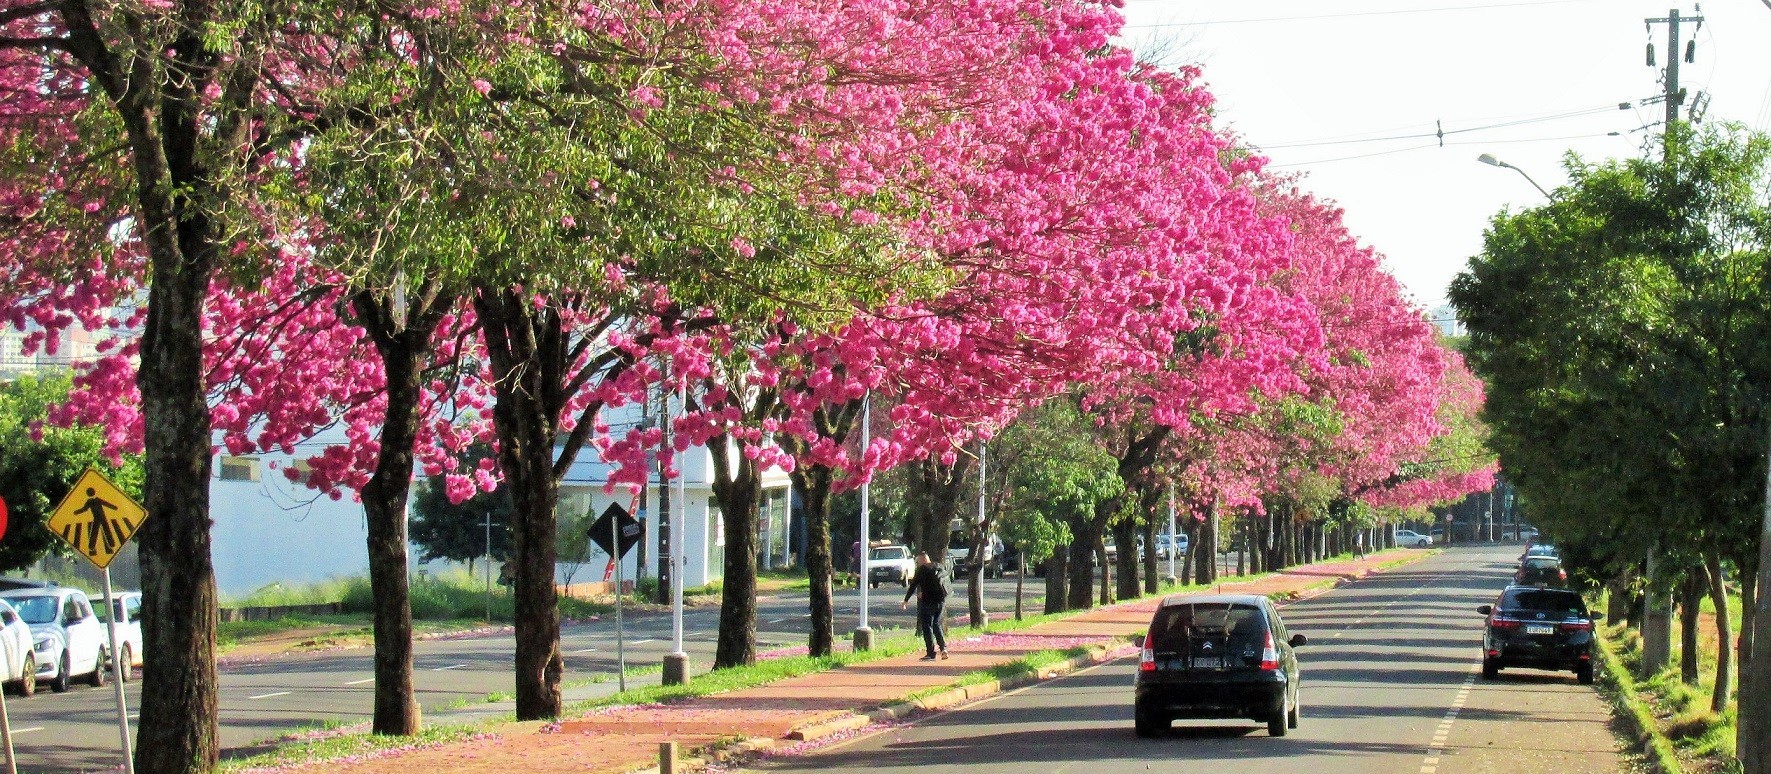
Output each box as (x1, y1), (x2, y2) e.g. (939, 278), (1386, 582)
(1595, 623), (1683, 774)
(220, 722), (495, 773)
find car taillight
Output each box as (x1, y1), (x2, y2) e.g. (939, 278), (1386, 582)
(1560, 620), (1593, 632)
(1139, 643), (1156, 672)
(1490, 617), (1522, 631)
(1260, 630), (1280, 671)
(1558, 569), (1567, 581)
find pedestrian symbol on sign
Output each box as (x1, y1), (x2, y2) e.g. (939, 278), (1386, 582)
(47, 468), (147, 569)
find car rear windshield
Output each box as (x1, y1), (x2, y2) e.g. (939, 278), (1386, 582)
(1502, 589), (1584, 615)
(1522, 557), (1560, 569)
(1147, 602), (1266, 653)
(869, 548), (905, 560)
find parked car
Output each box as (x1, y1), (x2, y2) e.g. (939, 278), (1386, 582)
(0, 587), (108, 692)
(1134, 593), (1306, 737)
(99, 591), (143, 681)
(1155, 533), (1190, 560)
(1394, 529), (1432, 548)
(950, 532), (1004, 579)
(1514, 557), (1567, 588)
(1478, 586), (1599, 684)
(0, 600), (36, 696)
(866, 545), (917, 588)
(1521, 543), (1559, 562)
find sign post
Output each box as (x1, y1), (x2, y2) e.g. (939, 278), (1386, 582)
(589, 502), (642, 693)
(46, 468), (144, 774)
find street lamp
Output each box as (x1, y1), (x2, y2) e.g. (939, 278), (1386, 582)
(1477, 153), (1553, 199)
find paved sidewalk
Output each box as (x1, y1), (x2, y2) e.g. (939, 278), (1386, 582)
(260, 551), (1429, 774)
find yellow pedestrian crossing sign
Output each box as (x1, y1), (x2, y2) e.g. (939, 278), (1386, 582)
(47, 468), (146, 569)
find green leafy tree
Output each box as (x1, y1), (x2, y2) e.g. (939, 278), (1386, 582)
(997, 399), (1121, 615)
(410, 474), (513, 573)
(0, 373), (142, 573)
(1451, 123), (1771, 759)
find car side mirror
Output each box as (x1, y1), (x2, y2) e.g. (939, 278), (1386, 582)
(1289, 634), (1307, 648)
(1476, 605), (1493, 616)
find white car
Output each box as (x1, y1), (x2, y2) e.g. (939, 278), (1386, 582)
(866, 545), (917, 588)
(1155, 534), (1190, 560)
(100, 591), (143, 681)
(1395, 529), (1433, 548)
(0, 600), (37, 696)
(1, 588), (108, 692)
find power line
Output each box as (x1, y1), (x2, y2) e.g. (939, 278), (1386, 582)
(1121, 0), (1602, 29)
(1254, 103), (1626, 151)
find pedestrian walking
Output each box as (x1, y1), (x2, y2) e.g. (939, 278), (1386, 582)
(901, 552), (949, 660)
(1353, 532), (1367, 561)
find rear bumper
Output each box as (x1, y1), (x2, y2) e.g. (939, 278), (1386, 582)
(1491, 639), (1591, 670)
(1136, 676), (1286, 720)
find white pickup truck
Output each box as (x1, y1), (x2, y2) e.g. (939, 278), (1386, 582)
(866, 545), (916, 588)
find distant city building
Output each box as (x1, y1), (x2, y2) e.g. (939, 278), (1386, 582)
(0, 322), (103, 380)
(1428, 305), (1463, 338)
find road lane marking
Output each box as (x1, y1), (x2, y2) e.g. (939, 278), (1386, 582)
(1421, 661), (1481, 774)
(344, 677), (375, 686)
(572, 648), (599, 654)
(767, 618), (787, 624)
(631, 639), (657, 645)
(248, 691), (291, 700)
(11, 727), (42, 734)
(431, 664), (468, 671)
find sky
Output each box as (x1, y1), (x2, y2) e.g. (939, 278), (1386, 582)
(1115, 0), (1771, 311)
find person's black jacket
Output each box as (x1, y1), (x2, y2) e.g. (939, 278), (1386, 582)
(904, 563), (949, 607)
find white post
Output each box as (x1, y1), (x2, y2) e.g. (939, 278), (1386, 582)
(612, 511), (626, 692)
(0, 677), (13, 774)
(854, 395), (873, 650)
(1166, 484), (1179, 585)
(671, 383), (686, 658)
(101, 568), (134, 774)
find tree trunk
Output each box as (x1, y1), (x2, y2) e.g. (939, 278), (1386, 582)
(791, 465), (836, 657)
(1607, 572), (1633, 623)
(1236, 518), (1247, 577)
(1744, 437), (1771, 774)
(350, 287), (449, 736)
(1643, 546), (1673, 678)
(1740, 560), (1759, 772)
(1180, 516), (1198, 586)
(477, 291), (567, 720)
(1142, 518), (1159, 596)
(1015, 553), (1025, 620)
(907, 457), (971, 564)
(1096, 534), (1112, 607)
(1194, 506), (1217, 585)
(1045, 552), (1068, 615)
(1681, 571), (1704, 685)
(1705, 553), (1732, 713)
(1067, 518), (1096, 610)
(710, 433), (763, 669)
(134, 232), (221, 774)
(1113, 518), (1139, 601)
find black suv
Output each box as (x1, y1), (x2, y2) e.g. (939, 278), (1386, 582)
(1514, 557), (1567, 587)
(1478, 586), (1601, 683)
(1134, 594), (1305, 738)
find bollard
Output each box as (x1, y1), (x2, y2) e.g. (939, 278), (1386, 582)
(659, 741), (679, 774)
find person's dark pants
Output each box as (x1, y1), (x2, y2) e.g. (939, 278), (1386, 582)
(917, 602), (947, 657)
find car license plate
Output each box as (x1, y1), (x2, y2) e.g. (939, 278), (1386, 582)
(1191, 657), (1223, 669)
(1526, 624), (1555, 635)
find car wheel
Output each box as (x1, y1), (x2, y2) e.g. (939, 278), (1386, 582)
(1133, 706), (1165, 738)
(50, 653), (70, 693)
(89, 649), (109, 688)
(15, 653), (34, 697)
(118, 645), (134, 682)
(1417, 539), (1429, 548)
(1268, 694), (1289, 737)
(1287, 689), (1300, 729)
(1576, 662), (1595, 685)
(1482, 657), (1501, 680)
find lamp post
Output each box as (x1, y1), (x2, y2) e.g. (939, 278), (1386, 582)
(1477, 153), (1553, 199)
(853, 395), (874, 652)
(662, 382), (690, 686)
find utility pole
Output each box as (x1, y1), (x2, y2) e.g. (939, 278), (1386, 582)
(1646, 7), (1701, 155)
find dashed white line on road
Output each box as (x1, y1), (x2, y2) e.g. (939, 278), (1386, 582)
(344, 677), (375, 686)
(248, 691), (291, 700)
(572, 647), (599, 654)
(767, 618), (787, 624)
(431, 664), (468, 672)
(631, 639), (657, 645)
(11, 727), (42, 734)
(1421, 661), (1481, 774)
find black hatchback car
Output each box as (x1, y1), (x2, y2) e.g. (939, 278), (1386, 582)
(1134, 594), (1306, 737)
(1514, 557), (1567, 587)
(1478, 586), (1601, 683)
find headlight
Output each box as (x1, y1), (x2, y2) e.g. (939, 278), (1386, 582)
(33, 639), (53, 653)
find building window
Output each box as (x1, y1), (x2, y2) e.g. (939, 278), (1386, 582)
(219, 456), (260, 482)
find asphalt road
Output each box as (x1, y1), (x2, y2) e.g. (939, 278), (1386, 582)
(748, 545), (1624, 774)
(9, 576), (1036, 773)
